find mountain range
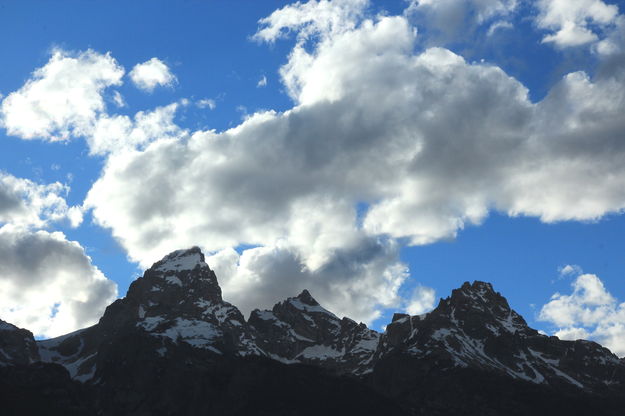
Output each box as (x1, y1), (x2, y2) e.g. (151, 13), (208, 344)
(1, 247), (624, 415)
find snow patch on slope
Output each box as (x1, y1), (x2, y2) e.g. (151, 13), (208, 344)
(288, 298), (338, 319)
(298, 344), (344, 360)
(155, 249), (206, 273)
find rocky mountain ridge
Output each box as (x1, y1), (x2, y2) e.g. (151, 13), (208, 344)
(379, 281), (625, 392)
(2, 247), (625, 415)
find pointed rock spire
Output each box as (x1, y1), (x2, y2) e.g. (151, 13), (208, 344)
(295, 289), (318, 306)
(127, 246), (222, 304)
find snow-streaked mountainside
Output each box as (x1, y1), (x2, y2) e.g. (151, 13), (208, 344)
(5, 247), (623, 390)
(248, 288), (380, 375)
(2, 247), (625, 415)
(380, 281), (624, 391)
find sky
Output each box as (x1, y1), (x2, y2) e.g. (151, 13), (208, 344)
(1, 0), (625, 356)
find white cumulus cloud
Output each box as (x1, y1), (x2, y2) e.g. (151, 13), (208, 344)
(539, 272), (625, 357)
(207, 238), (407, 324)
(536, 0), (620, 48)
(129, 57), (177, 92)
(0, 225), (118, 337)
(4, 1), (625, 329)
(0, 49), (185, 157)
(0, 49), (124, 141)
(81, 5), (625, 323)
(0, 171), (114, 337)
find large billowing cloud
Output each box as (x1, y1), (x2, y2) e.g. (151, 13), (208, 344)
(207, 237), (407, 322)
(83, 1), (625, 322)
(0, 172), (117, 336)
(406, 0), (518, 42)
(0, 225), (117, 337)
(2, 0), (625, 326)
(539, 270), (625, 357)
(87, 15), (532, 261)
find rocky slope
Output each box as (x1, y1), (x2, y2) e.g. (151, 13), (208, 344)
(0, 319), (39, 366)
(1, 247), (625, 415)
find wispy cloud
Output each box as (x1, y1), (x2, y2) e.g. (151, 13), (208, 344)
(196, 98), (216, 110)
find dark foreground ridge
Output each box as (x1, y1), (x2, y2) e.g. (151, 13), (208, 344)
(1, 247), (624, 415)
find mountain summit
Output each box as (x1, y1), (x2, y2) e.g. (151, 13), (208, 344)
(2, 248), (625, 415)
(380, 280), (624, 393)
(248, 288), (380, 375)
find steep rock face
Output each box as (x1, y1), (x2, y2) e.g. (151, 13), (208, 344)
(248, 290), (379, 375)
(37, 326), (99, 382)
(0, 362), (95, 416)
(376, 281), (625, 393)
(37, 247), (263, 383)
(0, 319), (39, 366)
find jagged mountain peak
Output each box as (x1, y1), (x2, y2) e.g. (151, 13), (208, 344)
(435, 280), (530, 333)
(0, 319), (19, 332)
(110, 247), (261, 356)
(4, 274), (623, 416)
(450, 280), (505, 306)
(278, 289), (338, 318)
(153, 246), (206, 272)
(391, 313), (410, 323)
(38, 247), (263, 379)
(249, 291), (380, 374)
(127, 246), (222, 305)
(295, 289), (318, 306)
(459, 280), (495, 294)
(0, 319), (39, 366)
(6, 254), (622, 405)
(414, 281), (533, 349)
(379, 281), (625, 393)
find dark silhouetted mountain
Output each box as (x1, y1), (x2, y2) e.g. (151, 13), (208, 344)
(368, 281), (625, 415)
(0, 319), (39, 366)
(1, 247), (624, 415)
(375, 281), (625, 393)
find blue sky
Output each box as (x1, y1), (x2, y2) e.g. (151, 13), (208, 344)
(1, 0), (625, 355)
